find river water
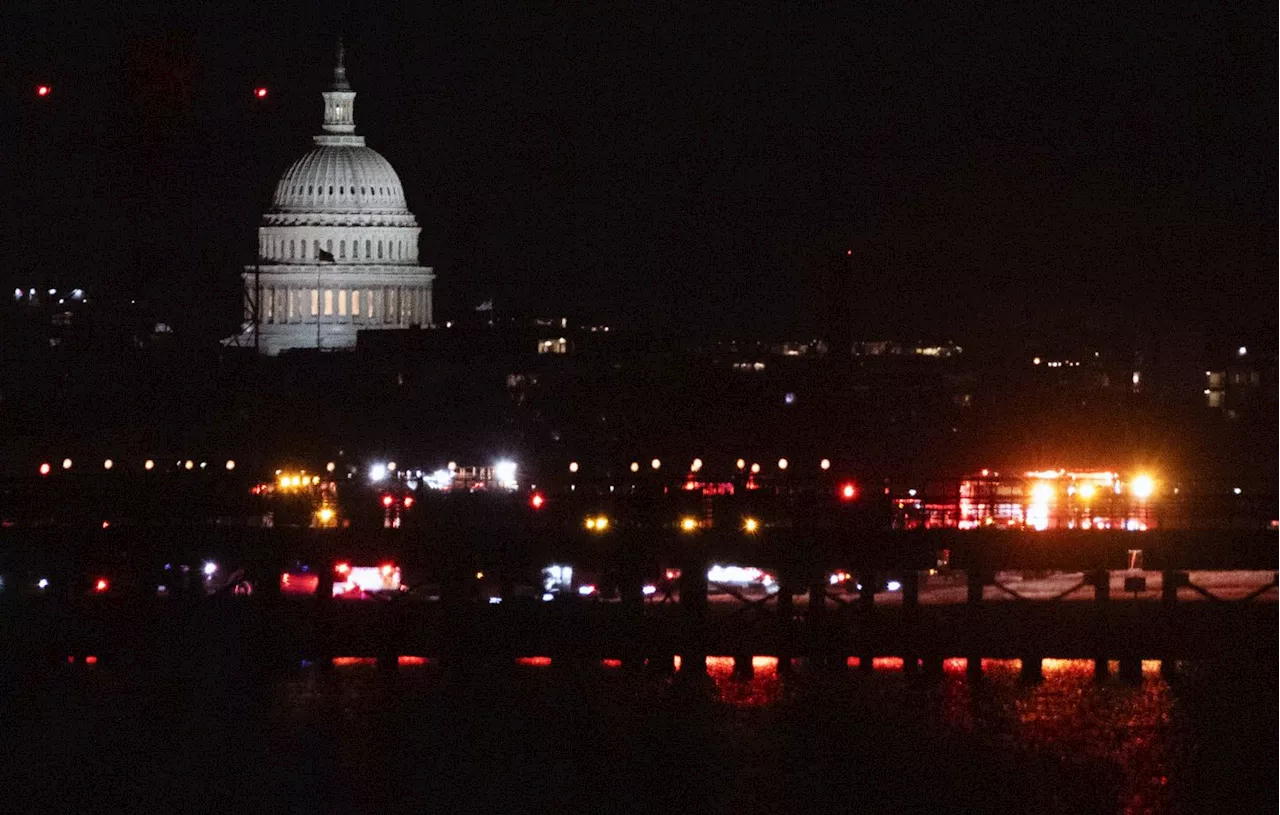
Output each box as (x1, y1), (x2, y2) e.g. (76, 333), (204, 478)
(1, 656), (1273, 813)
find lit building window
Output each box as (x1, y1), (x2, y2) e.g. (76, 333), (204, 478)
(311, 289), (318, 316)
(324, 289), (333, 316)
(351, 290), (360, 322)
(338, 289), (347, 316)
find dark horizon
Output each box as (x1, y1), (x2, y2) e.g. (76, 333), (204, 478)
(2, 2), (1275, 352)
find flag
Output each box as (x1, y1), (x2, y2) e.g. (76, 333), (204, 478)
(475, 299), (493, 312)
(317, 248), (335, 262)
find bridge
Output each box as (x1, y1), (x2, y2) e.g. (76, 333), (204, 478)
(1, 523), (1275, 684)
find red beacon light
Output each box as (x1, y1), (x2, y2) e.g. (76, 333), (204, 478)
(529, 492), (546, 510)
(381, 494), (394, 508)
(402, 495), (414, 508)
(334, 561), (352, 577)
(379, 563), (395, 578)
(93, 578), (109, 593)
(253, 86), (268, 99)
(39, 462), (51, 476)
(36, 85), (51, 97)
(839, 482), (859, 501)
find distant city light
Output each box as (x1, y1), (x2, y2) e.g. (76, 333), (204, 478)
(690, 458), (703, 472)
(144, 459), (155, 471)
(568, 461), (579, 473)
(887, 580), (902, 592)
(494, 460), (517, 488)
(62, 458), (72, 470)
(387, 461), (397, 472)
(226, 460), (236, 470)
(317, 507), (335, 523)
(1237, 346), (1247, 356)
(840, 482), (858, 501)
(1130, 474), (1155, 500)
(368, 462), (387, 482)
(743, 517), (760, 534)
(36, 84), (50, 97)
(1233, 487), (1242, 496)
(38, 462), (50, 476)
(680, 516), (699, 532)
(907, 488), (917, 497)
(184, 460), (194, 470)
(529, 492), (546, 510)
(254, 86), (268, 98)
(777, 458), (788, 470)
(784, 392), (796, 405)
(326, 461), (335, 472)
(629, 462), (640, 473)
(750, 462), (761, 474)
(37, 578), (49, 590)
(103, 459), (113, 470)
(1076, 482), (1096, 500)
(820, 458), (831, 470)
(736, 458), (746, 470)
(94, 578), (109, 593)
(203, 562), (218, 577)
(651, 458), (661, 470)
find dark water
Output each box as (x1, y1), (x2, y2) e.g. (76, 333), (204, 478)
(1, 656), (1274, 814)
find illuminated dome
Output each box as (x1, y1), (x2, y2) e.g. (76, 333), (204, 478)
(227, 40), (435, 356)
(269, 145), (410, 217)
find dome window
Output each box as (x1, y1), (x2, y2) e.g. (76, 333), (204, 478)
(308, 186), (313, 195)
(339, 186), (344, 194)
(329, 186), (333, 195)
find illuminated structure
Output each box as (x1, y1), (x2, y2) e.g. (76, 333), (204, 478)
(231, 40), (434, 355)
(896, 470), (1159, 531)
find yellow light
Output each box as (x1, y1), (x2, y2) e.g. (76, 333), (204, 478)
(651, 458), (661, 470)
(278, 475), (290, 489)
(475, 571), (484, 580)
(750, 462), (761, 474)
(743, 517), (760, 534)
(569, 461), (579, 473)
(736, 458), (746, 470)
(820, 458), (831, 470)
(1031, 482), (1054, 503)
(690, 458), (703, 473)
(1077, 482), (1096, 500)
(316, 507), (335, 523)
(103, 459), (113, 470)
(184, 460), (194, 470)
(1131, 474), (1155, 500)
(326, 461), (335, 472)
(584, 517), (596, 530)
(680, 516), (698, 532)
(595, 515), (608, 531)
(144, 459), (155, 471)
(225, 460), (236, 470)
(62, 458), (73, 470)
(777, 458), (788, 470)
(630, 462), (639, 473)
(312, 475), (320, 485)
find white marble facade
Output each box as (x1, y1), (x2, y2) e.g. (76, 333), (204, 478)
(236, 42), (434, 355)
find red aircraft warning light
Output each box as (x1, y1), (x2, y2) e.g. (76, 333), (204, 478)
(839, 482), (859, 501)
(254, 87), (268, 99)
(381, 494), (394, 508)
(93, 578), (109, 593)
(334, 561), (352, 577)
(36, 85), (51, 97)
(529, 492), (546, 510)
(402, 495), (414, 508)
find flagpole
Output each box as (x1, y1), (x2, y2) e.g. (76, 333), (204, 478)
(316, 265), (322, 349)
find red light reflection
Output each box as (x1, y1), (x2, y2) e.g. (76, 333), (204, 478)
(517, 656), (552, 667)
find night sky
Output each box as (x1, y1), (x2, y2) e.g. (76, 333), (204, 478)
(2, 1), (1274, 351)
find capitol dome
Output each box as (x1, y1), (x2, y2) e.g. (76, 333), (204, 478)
(270, 145), (410, 216)
(229, 40), (435, 356)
